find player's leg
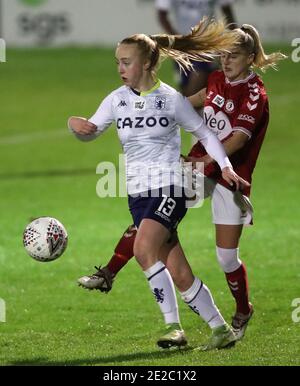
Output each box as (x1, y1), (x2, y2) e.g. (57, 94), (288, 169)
(77, 173), (209, 293)
(149, 233), (187, 348)
(134, 218), (186, 349)
(78, 224), (136, 292)
(215, 224), (253, 340)
(163, 240), (236, 350)
(211, 183), (254, 340)
(105, 225), (136, 275)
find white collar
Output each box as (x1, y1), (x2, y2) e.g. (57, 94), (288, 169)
(225, 71), (256, 86)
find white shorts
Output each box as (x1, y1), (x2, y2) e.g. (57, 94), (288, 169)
(204, 178), (253, 225)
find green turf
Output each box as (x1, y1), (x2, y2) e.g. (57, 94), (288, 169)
(0, 46), (299, 366)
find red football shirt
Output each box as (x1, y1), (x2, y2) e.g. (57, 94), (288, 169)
(189, 70), (269, 196)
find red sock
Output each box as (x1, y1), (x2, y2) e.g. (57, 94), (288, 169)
(225, 263), (250, 315)
(107, 225), (136, 275)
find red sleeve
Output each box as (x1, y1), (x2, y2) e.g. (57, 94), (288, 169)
(187, 72), (223, 158)
(232, 89), (268, 139)
(188, 141), (206, 157)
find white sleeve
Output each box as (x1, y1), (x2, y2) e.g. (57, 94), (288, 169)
(155, 0), (171, 11)
(68, 94), (114, 142)
(89, 93), (115, 131)
(175, 94), (232, 170)
(70, 93), (115, 142)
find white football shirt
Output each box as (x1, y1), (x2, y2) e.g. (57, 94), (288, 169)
(155, 0), (234, 34)
(71, 80), (231, 194)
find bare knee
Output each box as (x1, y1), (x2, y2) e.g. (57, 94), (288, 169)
(134, 239), (157, 270)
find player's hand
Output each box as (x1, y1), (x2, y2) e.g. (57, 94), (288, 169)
(68, 117), (97, 135)
(222, 166), (250, 191)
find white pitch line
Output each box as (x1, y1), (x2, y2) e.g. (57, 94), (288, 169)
(0, 129), (69, 145)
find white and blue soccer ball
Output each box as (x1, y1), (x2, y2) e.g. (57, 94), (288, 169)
(23, 217), (68, 262)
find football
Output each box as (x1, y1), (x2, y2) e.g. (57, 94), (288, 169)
(23, 217), (68, 262)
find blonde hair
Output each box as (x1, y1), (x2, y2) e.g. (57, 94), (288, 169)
(120, 18), (238, 76)
(235, 24), (287, 72)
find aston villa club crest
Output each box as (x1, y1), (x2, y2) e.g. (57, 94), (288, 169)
(153, 288), (164, 303)
(155, 96), (166, 110)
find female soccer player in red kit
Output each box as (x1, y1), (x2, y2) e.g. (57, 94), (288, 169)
(78, 24), (286, 342)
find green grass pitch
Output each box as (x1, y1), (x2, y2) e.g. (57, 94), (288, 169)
(0, 46), (299, 366)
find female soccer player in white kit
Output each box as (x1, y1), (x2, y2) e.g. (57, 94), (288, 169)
(77, 23), (286, 348)
(70, 19), (249, 350)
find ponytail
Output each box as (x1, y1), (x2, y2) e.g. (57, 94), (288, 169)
(238, 24), (287, 72)
(151, 17), (238, 74)
(121, 18), (238, 77)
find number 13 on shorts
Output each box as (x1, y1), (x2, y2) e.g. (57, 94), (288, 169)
(157, 194), (177, 217)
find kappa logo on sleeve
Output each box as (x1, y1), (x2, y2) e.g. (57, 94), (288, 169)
(117, 100), (127, 107)
(212, 94), (225, 108)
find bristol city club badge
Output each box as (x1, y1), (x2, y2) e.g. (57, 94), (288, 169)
(225, 100), (235, 113)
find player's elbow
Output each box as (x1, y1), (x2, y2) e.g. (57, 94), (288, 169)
(232, 131), (249, 150)
(67, 116), (76, 130)
(73, 132), (97, 142)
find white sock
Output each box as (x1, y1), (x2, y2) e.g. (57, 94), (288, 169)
(180, 277), (225, 329)
(144, 261), (180, 325)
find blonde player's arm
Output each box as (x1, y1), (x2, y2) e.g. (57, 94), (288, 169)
(68, 93), (114, 141)
(67, 116), (99, 142)
(223, 131), (249, 155)
(68, 117), (97, 135)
